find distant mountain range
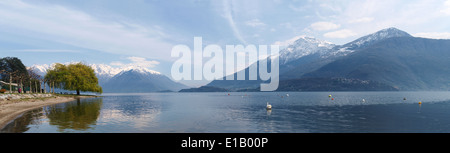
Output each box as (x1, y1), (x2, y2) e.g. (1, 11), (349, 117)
(196, 27), (450, 91)
(28, 64), (188, 93)
(30, 27), (450, 92)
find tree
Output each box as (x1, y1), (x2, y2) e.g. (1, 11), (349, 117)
(0, 57), (28, 76)
(45, 63), (102, 95)
(27, 69), (41, 93)
(0, 57), (29, 93)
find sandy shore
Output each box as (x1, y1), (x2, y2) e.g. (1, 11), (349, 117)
(0, 95), (95, 129)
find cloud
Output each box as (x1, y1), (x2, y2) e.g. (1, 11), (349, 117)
(348, 17), (374, 23)
(109, 56), (160, 70)
(13, 49), (80, 53)
(414, 32), (450, 39)
(441, 0), (450, 15)
(310, 22), (340, 31)
(289, 4), (307, 12)
(0, 0), (174, 61)
(222, 0), (247, 44)
(127, 56), (160, 68)
(245, 19), (266, 27)
(324, 29), (357, 38)
(110, 61), (124, 66)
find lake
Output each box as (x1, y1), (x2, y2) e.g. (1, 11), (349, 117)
(3, 92), (450, 133)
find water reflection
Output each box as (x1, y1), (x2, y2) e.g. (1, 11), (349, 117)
(0, 108), (45, 133)
(266, 109), (272, 116)
(46, 98), (102, 132)
(96, 95), (163, 132)
(1, 98), (102, 133)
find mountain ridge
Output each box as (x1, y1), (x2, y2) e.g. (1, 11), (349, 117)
(102, 68), (188, 93)
(303, 36), (450, 90)
(203, 27), (450, 91)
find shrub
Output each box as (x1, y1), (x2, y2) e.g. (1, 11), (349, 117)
(0, 89), (6, 93)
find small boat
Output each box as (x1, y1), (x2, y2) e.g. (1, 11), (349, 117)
(362, 99), (366, 103)
(266, 102), (272, 110)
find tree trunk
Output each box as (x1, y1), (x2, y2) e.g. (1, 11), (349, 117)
(9, 76), (12, 93)
(43, 81), (46, 93)
(39, 81), (42, 93)
(76, 90), (80, 95)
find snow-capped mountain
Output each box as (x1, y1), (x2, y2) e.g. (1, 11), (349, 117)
(301, 30), (450, 90)
(207, 36), (338, 89)
(29, 63), (117, 84)
(279, 36), (336, 64)
(345, 27), (412, 49)
(29, 63), (160, 82)
(89, 64), (161, 85)
(102, 68), (187, 93)
(115, 66), (160, 75)
(28, 63), (187, 92)
(90, 64), (121, 78)
(333, 27), (413, 56)
(207, 27), (417, 90)
(27, 64), (51, 77)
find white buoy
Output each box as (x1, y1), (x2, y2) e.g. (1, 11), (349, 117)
(266, 102), (272, 110)
(362, 99), (366, 103)
(286, 94), (289, 97)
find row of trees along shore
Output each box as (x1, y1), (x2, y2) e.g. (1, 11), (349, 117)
(0, 57), (102, 95)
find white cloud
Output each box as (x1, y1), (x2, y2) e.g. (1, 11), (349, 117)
(441, 0), (450, 15)
(222, 0), (247, 44)
(0, 0), (174, 61)
(324, 29), (357, 38)
(127, 56), (160, 68)
(319, 3), (343, 13)
(414, 32), (450, 39)
(110, 56), (159, 68)
(110, 61), (124, 66)
(245, 19), (266, 27)
(348, 17), (374, 23)
(310, 22), (340, 31)
(13, 49), (80, 53)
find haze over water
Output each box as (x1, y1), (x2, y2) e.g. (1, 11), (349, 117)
(3, 92), (450, 133)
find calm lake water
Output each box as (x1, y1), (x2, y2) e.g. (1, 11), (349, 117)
(3, 92), (450, 133)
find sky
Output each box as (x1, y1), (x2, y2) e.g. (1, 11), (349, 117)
(1, 0), (450, 86)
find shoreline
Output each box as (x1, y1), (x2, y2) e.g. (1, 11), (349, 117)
(0, 94), (97, 130)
